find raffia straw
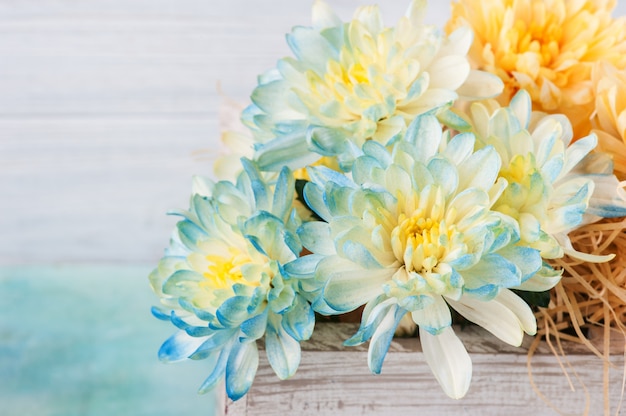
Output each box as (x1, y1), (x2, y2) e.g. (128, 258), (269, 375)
(532, 217), (626, 415)
(527, 312), (591, 415)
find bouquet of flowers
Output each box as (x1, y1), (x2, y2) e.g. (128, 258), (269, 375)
(149, 0), (626, 409)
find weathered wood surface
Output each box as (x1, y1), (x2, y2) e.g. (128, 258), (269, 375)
(222, 323), (626, 416)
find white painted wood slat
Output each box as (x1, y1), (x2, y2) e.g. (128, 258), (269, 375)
(222, 324), (626, 416)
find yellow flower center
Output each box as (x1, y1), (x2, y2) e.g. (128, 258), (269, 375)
(392, 210), (460, 274)
(305, 47), (384, 124)
(500, 153), (536, 184)
(500, 9), (562, 72)
(325, 56), (371, 92)
(200, 248), (259, 291)
(494, 152), (549, 225)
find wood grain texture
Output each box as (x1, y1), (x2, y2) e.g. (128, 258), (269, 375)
(223, 324), (626, 416)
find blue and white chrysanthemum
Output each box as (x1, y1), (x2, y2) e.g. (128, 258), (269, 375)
(149, 160), (315, 401)
(244, 0), (502, 172)
(465, 90), (626, 267)
(299, 115), (546, 399)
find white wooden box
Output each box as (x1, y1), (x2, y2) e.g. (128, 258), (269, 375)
(220, 323), (625, 416)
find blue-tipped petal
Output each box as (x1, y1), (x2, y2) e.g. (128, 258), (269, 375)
(178, 298), (215, 322)
(303, 182), (332, 222)
(339, 239), (383, 269)
(443, 132), (475, 166)
(368, 304), (405, 374)
(307, 126), (349, 156)
(225, 341), (260, 401)
(240, 311), (269, 342)
(307, 165), (356, 188)
(273, 167), (296, 221)
(497, 245), (541, 283)
(298, 221), (334, 255)
(411, 295), (452, 335)
(321, 257), (395, 312)
(177, 220), (206, 251)
(427, 157), (459, 198)
(561, 134), (597, 176)
(283, 253), (325, 279)
(344, 296), (394, 346)
(151, 306), (170, 321)
(362, 140), (392, 168)
(216, 296), (253, 327)
(281, 296), (315, 341)
(404, 114), (442, 163)
(265, 314), (302, 380)
(198, 345), (231, 395)
(462, 253), (522, 290)
(286, 26), (338, 73)
(245, 212), (298, 262)
(158, 330), (206, 363)
(190, 329), (238, 360)
(255, 131), (320, 172)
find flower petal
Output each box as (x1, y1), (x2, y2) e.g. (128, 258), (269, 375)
(368, 304), (405, 374)
(321, 257), (395, 312)
(447, 296), (525, 346)
(495, 289), (537, 336)
(457, 70), (504, 99)
(158, 330), (206, 363)
(265, 313), (302, 380)
(225, 341), (259, 401)
(420, 326), (472, 399)
(312, 0), (341, 28)
(411, 295), (452, 335)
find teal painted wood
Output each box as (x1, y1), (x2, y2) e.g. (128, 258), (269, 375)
(0, 265), (217, 416)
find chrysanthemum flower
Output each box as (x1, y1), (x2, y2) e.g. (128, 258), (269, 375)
(149, 161), (316, 401)
(592, 62), (626, 180)
(213, 130), (255, 181)
(299, 114), (545, 399)
(447, 0), (626, 137)
(245, 0), (502, 172)
(464, 90), (626, 265)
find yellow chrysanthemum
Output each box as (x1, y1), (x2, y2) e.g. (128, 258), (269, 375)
(592, 62), (626, 180)
(447, 0), (626, 137)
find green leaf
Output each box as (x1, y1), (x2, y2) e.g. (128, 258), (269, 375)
(511, 289), (551, 308)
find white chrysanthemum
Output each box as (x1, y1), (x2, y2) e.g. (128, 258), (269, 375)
(244, 0), (502, 172)
(299, 115), (545, 399)
(465, 90), (626, 265)
(149, 162), (316, 401)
